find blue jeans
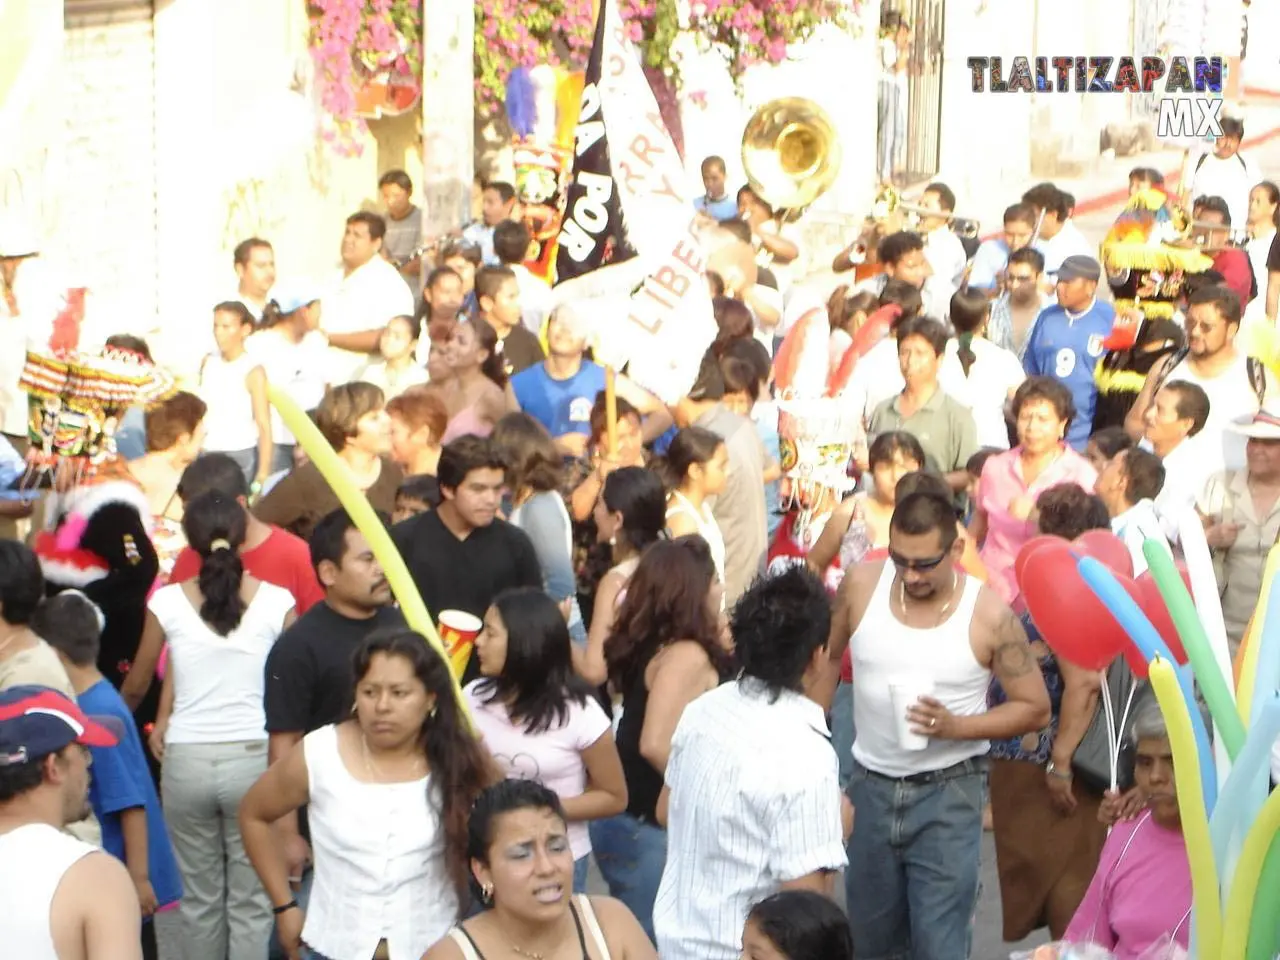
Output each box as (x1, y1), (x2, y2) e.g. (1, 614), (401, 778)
(589, 813), (667, 944)
(831, 682), (856, 790)
(845, 758), (987, 960)
(270, 443), (295, 474)
(573, 854), (590, 893)
(877, 77), (906, 182)
(269, 868), (313, 960)
(213, 447), (258, 486)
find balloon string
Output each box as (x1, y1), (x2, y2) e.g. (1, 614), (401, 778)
(1101, 673), (1118, 791)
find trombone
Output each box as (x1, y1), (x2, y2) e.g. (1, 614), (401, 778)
(872, 185), (981, 240)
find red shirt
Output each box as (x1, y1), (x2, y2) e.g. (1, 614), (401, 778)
(1212, 247), (1255, 310)
(169, 525), (324, 613)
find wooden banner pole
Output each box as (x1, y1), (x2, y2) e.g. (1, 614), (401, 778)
(605, 364), (619, 457)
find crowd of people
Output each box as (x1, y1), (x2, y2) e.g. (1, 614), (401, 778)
(0, 107), (1277, 960)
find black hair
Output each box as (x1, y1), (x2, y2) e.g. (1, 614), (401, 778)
(1036, 482), (1111, 538)
(351, 628), (492, 904)
(663, 426), (725, 487)
(712, 296), (755, 350)
(1129, 167), (1165, 187)
(895, 315), (948, 357)
(1221, 116), (1245, 140)
(309, 508), (360, 577)
(737, 184), (774, 217)
(701, 155), (726, 174)
(474, 265), (517, 307)
(718, 218), (754, 245)
(895, 470), (951, 503)
(877, 231), (925, 267)
(0, 749), (57, 802)
(483, 180), (517, 204)
(732, 565), (830, 701)
(1089, 425), (1135, 461)
(1007, 246), (1046, 273)
(467, 778), (567, 894)
(178, 452), (251, 503)
(868, 430), (925, 470)
(1011, 376), (1076, 426)
(438, 434), (508, 496)
(723, 336), (771, 388)
(1003, 203), (1037, 227)
(232, 237), (272, 268)
(104, 334), (154, 362)
(0, 541), (45, 627)
(601, 466), (668, 556)
(892, 490), (959, 550)
(426, 265), (463, 291)
(346, 210), (387, 241)
(31, 592), (102, 668)
(438, 240), (483, 267)
(879, 278), (923, 322)
(949, 287), (989, 377)
(706, 270), (726, 298)
(966, 446), (1001, 478)
(491, 413), (563, 494)
(378, 169), (413, 193)
(589, 392), (640, 444)
(720, 353), (762, 401)
(476, 588), (594, 734)
(388, 313), (422, 342)
(1021, 183), (1071, 220)
(182, 491), (248, 637)
(1196, 194), (1232, 227)
(492, 220), (532, 266)
(1122, 447), (1166, 503)
(397, 474), (441, 508)
(747, 890), (854, 960)
(1161, 381), (1211, 437)
(213, 300), (255, 328)
(924, 182), (956, 213)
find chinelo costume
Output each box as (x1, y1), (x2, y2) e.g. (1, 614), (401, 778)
(1093, 188), (1214, 431)
(19, 296), (175, 751)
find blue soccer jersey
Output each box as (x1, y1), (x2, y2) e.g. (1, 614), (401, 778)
(1022, 299), (1116, 451)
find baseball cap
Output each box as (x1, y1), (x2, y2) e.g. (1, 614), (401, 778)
(270, 283), (322, 315)
(0, 686), (121, 766)
(1057, 255), (1102, 283)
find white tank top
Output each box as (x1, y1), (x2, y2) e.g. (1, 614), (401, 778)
(199, 352), (261, 452)
(1166, 351), (1257, 473)
(0, 823), (97, 959)
(850, 563), (990, 777)
(666, 491), (727, 585)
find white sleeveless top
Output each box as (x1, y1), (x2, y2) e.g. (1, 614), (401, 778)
(447, 895), (612, 959)
(850, 563), (990, 777)
(199, 352), (261, 452)
(302, 723), (457, 960)
(666, 491), (727, 585)
(1166, 351), (1257, 474)
(0, 823), (98, 959)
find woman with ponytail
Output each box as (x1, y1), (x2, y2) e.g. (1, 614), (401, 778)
(143, 490), (297, 959)
(940, 286), (1026, 449)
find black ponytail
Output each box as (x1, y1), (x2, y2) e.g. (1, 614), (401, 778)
(182, 490), (248, 636)
(949, 286), (990, 379)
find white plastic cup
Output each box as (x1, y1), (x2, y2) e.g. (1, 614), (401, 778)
(888, 678), (937, 752)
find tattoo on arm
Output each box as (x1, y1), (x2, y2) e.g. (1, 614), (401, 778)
(992, 608), (1035, 678)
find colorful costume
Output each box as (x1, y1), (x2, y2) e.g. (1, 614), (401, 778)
(505, 65), (584, 282)
(1095, 189), (1212, 429)
(19, 295), (175, 751)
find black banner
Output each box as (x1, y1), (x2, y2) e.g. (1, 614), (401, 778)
(553, 1), (638, 288)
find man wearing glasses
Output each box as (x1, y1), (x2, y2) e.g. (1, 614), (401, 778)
(986, 247), (1053, 360)
(827, 489), (1050, 960)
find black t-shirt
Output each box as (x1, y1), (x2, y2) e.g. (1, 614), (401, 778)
(498, 325), (545, 377)
(390, 510), (543, 683)
(1267, 232), (1280, 274)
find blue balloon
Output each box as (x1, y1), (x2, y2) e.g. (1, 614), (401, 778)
(1077, 556), (1217, 812)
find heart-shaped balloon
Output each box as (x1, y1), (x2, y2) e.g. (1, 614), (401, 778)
(1020, 539), (1129, 670)
(1121, 567), (1192, 678)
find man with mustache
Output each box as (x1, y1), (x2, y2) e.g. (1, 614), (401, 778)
(262, 508), (403, 960)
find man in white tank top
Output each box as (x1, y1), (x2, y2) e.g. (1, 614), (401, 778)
(826, 490), (1050, 960)
(0, 685), (143, 960)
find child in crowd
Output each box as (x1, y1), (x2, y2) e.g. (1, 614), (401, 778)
(393, 474), (440, 523)
(1128, 166), (1166, 197)
(742, 891), (853, 960)
(35, 591), (183, 960)
(356, 315), (429, 400)
(1085, 425), (1135, 475)
(964, 447), (1003, 522)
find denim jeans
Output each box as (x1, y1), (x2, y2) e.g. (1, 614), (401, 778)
(213, 447), (258, 487)
(162, 740), (272, 960)
(877, 77), (907, 182)
(831, 682), (856, 790)
(589, 813), (667, 944)
(269, 868), (313, 960)
(845, 757), (987, 960)
(270, 443), (295, 474)
(573, 854), (590, 893)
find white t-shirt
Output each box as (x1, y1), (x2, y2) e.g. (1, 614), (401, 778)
(925, 227), (968, 292)
(152, 581), (295, 743)
(463, 681), (611, 859)
(1165, 351), (1259, 474)
(939, 338), (1025, 449)
(839, 337), (903, 426)
(246, 329), (330, 445)
(324, 257), (416, 383)
(1189, 151), (1258, 234)
(1035, 220), (1094, 280)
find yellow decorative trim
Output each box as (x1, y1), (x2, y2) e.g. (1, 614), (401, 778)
(1101, 243), (1214, 273)
(1114, 299), (1176, 319)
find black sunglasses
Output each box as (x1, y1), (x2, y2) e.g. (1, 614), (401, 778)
(889, 550), (948, 572)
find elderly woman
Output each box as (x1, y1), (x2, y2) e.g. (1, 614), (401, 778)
(255, 382), (403, 541)
(988, 482), (1114, 941)
(1063, 701), (1193, 956)
(969, 376), (1098, 604)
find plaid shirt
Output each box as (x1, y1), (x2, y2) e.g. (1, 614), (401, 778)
(986, 291), (1052, 359)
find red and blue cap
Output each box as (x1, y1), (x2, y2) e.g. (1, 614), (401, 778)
(0, 686), (121, 765)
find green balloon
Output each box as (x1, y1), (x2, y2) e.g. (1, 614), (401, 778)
(1246, 832), (1280, 960)
(1143, 540), (1246, 759)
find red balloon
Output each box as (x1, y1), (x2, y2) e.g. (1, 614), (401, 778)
(1014, 535), (1059, 590)
(1074, 529), (1134, 580)
(1121, 568), (1191, 678)
(1021, 541), (1128, 670)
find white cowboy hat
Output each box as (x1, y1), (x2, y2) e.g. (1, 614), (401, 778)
(0, 218), (40, 258)
(1228, 405), (1280, 440)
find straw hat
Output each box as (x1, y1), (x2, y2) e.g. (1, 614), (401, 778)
(1228, 405), (1280, 440)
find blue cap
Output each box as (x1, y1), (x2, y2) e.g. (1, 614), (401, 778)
(0, 686), (121, 765)
(269, 284), (321, 315)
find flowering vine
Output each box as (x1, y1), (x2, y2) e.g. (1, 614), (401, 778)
(308, 0), (423, 155)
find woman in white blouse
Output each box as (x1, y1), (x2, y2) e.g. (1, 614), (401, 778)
(239, 628), (496, 960)
(467, 588), (627, 893)
(142, 490), (297, 960)
(939, 287), (1026, 449)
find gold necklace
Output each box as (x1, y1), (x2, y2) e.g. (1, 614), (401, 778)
(359, 735), (424, 783)
(898, 573), (959, 626)
(509, 947), (545, 960)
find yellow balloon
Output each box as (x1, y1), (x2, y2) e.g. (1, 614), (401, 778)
(266, 385), (472, 729)
(1149, 658), (1222, 957)
(1237, 542), (1280, 722)
(1222, 787), (1280, 960)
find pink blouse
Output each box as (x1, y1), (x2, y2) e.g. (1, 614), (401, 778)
(977, 445), (1098, 603)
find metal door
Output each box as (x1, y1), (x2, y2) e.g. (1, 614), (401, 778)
(883, 0), (945, 185)
(62, 0), (159, 333)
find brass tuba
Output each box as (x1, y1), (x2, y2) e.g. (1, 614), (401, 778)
(741, 97), (842, 217)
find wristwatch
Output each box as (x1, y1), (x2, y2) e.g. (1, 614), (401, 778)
(1046, 760), (1073, 781)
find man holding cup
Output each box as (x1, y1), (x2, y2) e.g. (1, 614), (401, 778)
(827, 488), (1050, 960)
